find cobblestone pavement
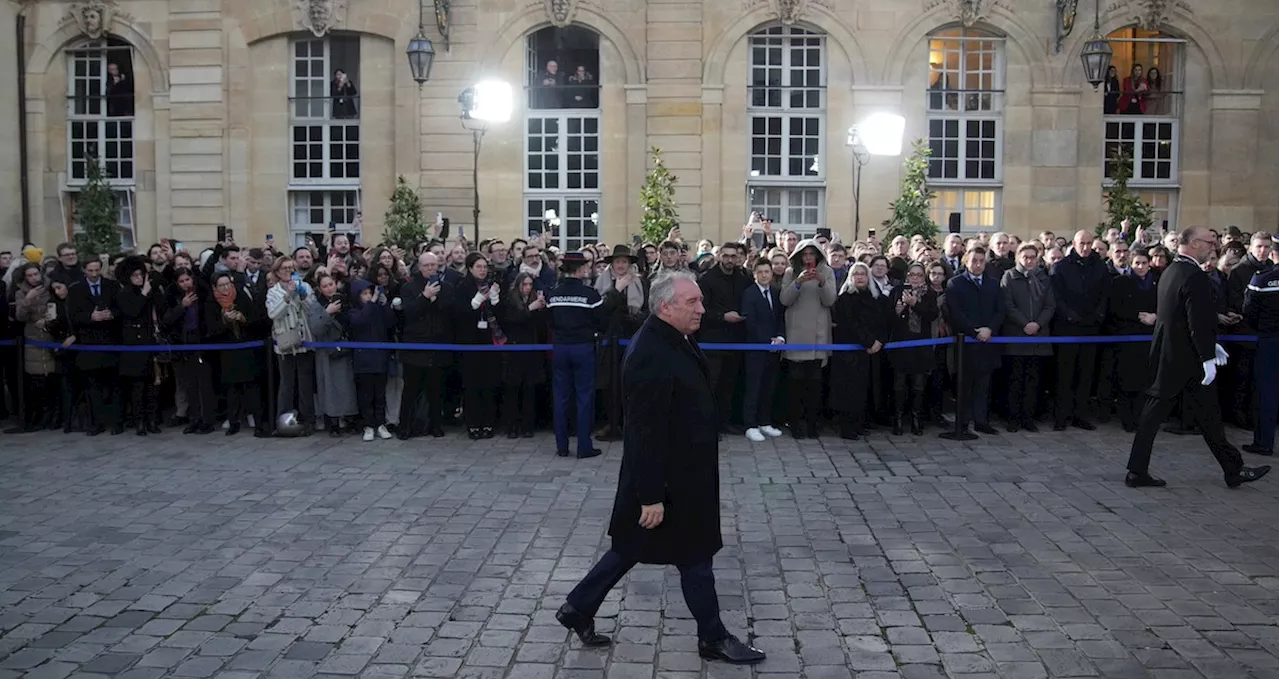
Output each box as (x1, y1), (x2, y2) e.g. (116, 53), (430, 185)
(0, 422), (1275, 679)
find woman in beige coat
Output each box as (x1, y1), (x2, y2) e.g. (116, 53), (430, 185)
(778, 239), (837, 434)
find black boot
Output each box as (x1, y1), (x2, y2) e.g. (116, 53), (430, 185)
(555, 604), (611, 647)
(892, 414), (904, 436)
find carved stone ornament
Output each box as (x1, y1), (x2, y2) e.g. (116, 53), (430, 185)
(739, 0), (826, 24)
(544, 0), (578, 27)
(953, 0), (995, 26)
(296, 0), (349, 37)
(67, 0), (117, 40)
(1132, 0), (1189, 30)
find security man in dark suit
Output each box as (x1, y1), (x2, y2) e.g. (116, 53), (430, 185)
(547, 252), (617, 459)
(67, 258), (122, 435)
(1125, 226), (1271, 488)
(740, 256), (786, 441)
(945, 246), (1006, 435)
(1242, 240), (1278, 456)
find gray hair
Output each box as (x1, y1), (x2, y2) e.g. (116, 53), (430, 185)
(648, 270), (697, 314)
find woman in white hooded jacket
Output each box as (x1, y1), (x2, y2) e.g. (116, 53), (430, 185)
(266, 256), (317, 434)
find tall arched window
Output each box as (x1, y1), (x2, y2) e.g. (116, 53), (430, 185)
(925, 26), (1004, 234)
(746, 25), (826, 236)
(523, 25), (602, 251)
(287, 34), (362, 247)
(1103, 27), (1184, 232)
(63, 36), (136, 248)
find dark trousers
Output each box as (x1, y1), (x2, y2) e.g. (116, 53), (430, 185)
(1007, 356), (1042, 423)
(400, 365), (444, 436)
(1253, 338), (1277, 451)
(1095, 347), (1118, 415)
(1116, 391), (1143, 430)
(839, 358), (871, 436)
(553, 344), (595, 455)
(504, 382), (535, 430)
(83, 367), (119, 428)
(176, 356), (216, 427)
(225, 381), (259, 426)
(121, 373), (155, 428)
(1228, 344), (1257, 427)
(355, 373), (389, 427)
(20, 374), (52, 428)
(1127, 382), (1243, 476)
(566, 550), (728, 643)
(706, 353), (742, 429)
(278, 353), (316, 423)
(892, 371), (927, 421)
(959, 368), (992, 428)
(1055, 342), (1097, 423)
(464, 386), (496, 429)
(742, 353), (779, 429)
(787, 359), (823, 433)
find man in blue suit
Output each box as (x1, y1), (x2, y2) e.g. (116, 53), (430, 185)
(945, 246), (1006, 435)
(740, 257), (786, 442)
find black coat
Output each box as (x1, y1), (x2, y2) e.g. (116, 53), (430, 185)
(1147, 258), (1217, 399)
(609, 315), (720, 566)
(1050, 252), (1109, 332)
(398, 276), (454, 369)
(697, 265), (751, 343)
(205, 290), (261, 385)
(115, 284), (160, 377)
(829, 289), (888, 412)
(741, 283), (784, 343)
(67, 278), (121, 371)
(945, 273), (1006, 373)
(1107, 273), (1157, 392)
(496, 298), (547, 385)
(886, 286), (938, 375)
(452, 276), (501, 389)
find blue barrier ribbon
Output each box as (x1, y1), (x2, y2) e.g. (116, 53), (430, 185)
(0, 339), (13, 347)
(10, 334), (1258, 353)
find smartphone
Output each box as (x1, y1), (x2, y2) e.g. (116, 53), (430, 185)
(266, 234), (274, 242)
(868, 228), (877, 238)
(816, 227), (832, 241)
(172, 241), (184, 252)
(632, 234), (642, 247)
(226, 228), (234, 241)
(216, 225), (227, 243)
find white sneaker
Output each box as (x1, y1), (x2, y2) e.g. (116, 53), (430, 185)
(760, 425), (783, 437)
(377, 425), (393, 440)
(362, 427), (375, 442)
(247, 414), (256, 428)
(745, 428), (766, 442)
(221, 420), (230, 430)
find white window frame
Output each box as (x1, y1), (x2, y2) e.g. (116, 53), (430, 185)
(66, 40), (136, 187)
(61, 187), (137, 250)
(1103, 118), (1179, 187)
(286, 189), (361, 248)
(926, 28), (1004, 187)
(931, 187), (1001, 234)
(288, 37), (360, 187)
(747, 186), (824, 237)
(524, 196), (601, 252)
(1104, 35), (1185, 118)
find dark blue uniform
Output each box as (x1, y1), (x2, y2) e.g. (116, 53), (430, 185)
(1244, 266), (1278, 453)
(547, 277), (607, 456)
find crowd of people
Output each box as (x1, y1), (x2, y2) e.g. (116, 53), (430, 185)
(0, 220), (1273, 457)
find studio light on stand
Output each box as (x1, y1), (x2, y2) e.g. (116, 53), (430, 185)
(845, 112), (906, 241)
(459, 80), (514, 245)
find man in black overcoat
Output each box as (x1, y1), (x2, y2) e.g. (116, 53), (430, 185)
(67, 259), (122, 435)
(1125, 226), (1271, 488)
(945, 246), (1005, 435)
(556, 271), (766, 665)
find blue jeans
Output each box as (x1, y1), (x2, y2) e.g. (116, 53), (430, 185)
(566, 550), (729, 643)
(1253, 337), (1277, 451)
(553, 343), (595, 455)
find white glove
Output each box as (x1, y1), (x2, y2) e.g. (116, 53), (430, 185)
(1201, 359), (1217, 386)
(488, 286), (500, 304)
(471, 291), (487, 310)
(1213, 343), (1229, 367)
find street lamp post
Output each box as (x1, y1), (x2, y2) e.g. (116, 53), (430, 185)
(845, 112), (906, 241)
(459, 80), (514, 245)
(1079, 0), (1113, 89)
(405, 0), (436, 85)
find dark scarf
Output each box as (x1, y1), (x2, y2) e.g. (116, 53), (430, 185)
(1132, 270), (1154, 291)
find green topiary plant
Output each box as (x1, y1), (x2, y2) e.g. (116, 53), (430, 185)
(381, 176), (431, 250)
(638, 147), (679, 245)
(1099, 147), (1155, 237)
(881, 138), (939, 242)
(73, 156), (124, 259)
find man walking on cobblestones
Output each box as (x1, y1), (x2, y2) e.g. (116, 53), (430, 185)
(555, 270), (766, 665)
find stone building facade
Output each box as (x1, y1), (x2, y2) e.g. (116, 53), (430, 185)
(0, 0), (1274, 254)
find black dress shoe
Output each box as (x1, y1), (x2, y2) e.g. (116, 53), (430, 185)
(697, 635), (766, 664)
(1125, 472), (1167, 488)
(183, 423), (200, 434)
(146, 422), (161, 434)
(110, 424), (125, 436)
(974, 423), (998, 435)
(1072, 418), (1096, 431)
(791, 427), (807, 440)
(1052, 421), (1067, 432)
(555, 604), (611, 647)
(135, 427), (147, 437)
(1242, 444), (1274, 456)
(1226, 465), (1271, 488)
(226, 423), (241, 436)
(520, 429), (534, 439)
(429, 427), (446, 438)
(577, 448), (603, 460)
(1021, 419), (1039, 433)
(195, 424), (215, 435)
(556, 449), (570, 458)
(1006, 420), (1020, 433)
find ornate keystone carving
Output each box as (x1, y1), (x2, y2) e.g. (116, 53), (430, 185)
(296, 0), (349, 37)
(68, 0), (120, 40)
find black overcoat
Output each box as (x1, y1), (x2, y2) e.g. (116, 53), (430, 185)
(945, 273), (1006, 373)
(1147, 258), (1217, 399)
(886, 286), (938, 375)
(828, 289), (888, 412)
(608, 315), (721, 566)
(1106, 273), (1157, 392)
(398, 276), (454, 369)
(451, 276), (502, 389)
(115, 284), (160, 377)
(67, 278), (121, 371)
(205, 291), (261, 385)
(496, 299), (547, 385)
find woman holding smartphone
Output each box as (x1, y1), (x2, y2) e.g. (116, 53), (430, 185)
(886, 263), (938, 435)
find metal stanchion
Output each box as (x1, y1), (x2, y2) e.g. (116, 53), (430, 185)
(607, 337), (621, 437)
(264, 338), (277, 434)
(939, 333), (977, 441)
(15, 335), (26, 429)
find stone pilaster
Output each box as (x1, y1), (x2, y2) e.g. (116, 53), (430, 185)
(646, 0), (703, 236)
(167, 6), (227, 242)
(1208, 89), (1265, 229)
